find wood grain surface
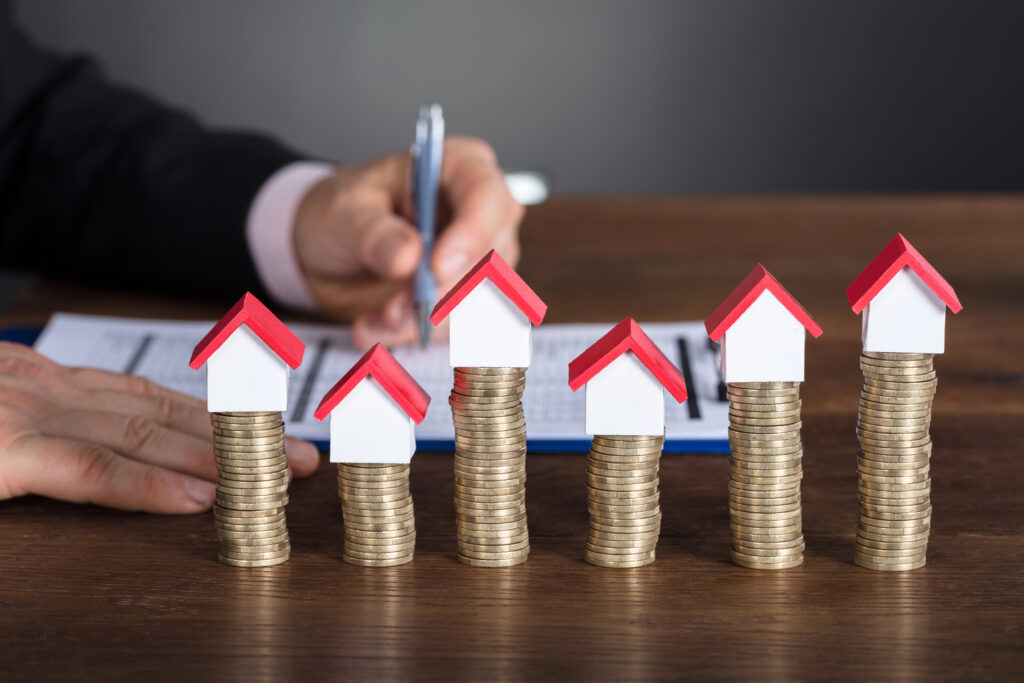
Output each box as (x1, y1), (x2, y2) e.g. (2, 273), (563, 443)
(1, 196), (1021, 681)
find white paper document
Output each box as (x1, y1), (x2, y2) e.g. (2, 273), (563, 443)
(34, 313), (729, 452)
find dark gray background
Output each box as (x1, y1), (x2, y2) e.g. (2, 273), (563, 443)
(14, 0), (1024, 194)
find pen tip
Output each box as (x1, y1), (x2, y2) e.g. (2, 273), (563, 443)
(416, 307), (431, 349)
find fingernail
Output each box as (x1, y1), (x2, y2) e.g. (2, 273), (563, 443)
(184, 477), (216, 506)
(377, 233), (408, 272)
(439, 251), (469, 280)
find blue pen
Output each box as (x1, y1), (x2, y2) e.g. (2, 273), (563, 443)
(411, 104), (444, 349)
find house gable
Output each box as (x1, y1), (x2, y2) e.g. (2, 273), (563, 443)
(585, 352), (666, 436)
(862, 267), (947, 353)
(328, 377), (416, 464)
(206, 325), (290, 412)
(448, 279), (533, 367)
(721, 290), (807, 383)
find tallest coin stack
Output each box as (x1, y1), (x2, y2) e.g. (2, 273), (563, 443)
(450, 367), (530, 567)
(846, 233), (963, 571)
(854, 352), (936, 571)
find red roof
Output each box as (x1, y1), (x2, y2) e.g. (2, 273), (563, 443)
(189, 292), (305, 370)
(704, 264), (823, 342)
(568, 318), (688, 402)
(847, 234), (962, 314)
(313, 344), (430, 423)
(430, 250), (547, 326)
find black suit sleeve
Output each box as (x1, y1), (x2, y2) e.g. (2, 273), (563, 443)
(0, 3), (303, 300)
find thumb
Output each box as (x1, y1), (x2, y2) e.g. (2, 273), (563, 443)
(348, 209), (422, 279)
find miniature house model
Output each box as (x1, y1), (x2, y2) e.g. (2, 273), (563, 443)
(847, 234), (962, 354)
(190, 292), (305, 412)
(704, 265), (823, 383)
(430, 250), (547, 367)
(568, 318), (688, 436)
(314, 344), (430, 464)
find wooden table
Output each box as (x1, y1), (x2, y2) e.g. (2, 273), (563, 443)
(1, 197), (1021, 680)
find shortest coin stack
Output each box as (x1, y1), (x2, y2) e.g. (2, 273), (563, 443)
(211, 411), (291, 568)
(855, 351), (935, 572)
(585, 434), (665, 568)
(337, 463), (416, 567)
(727, 382), (805, 570)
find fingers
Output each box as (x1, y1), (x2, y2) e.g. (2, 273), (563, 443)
(6, 433), (216, 514)
(48, 410), (218, 481)
(433, 137), (525, 282)
(351, 289), (417, 348)
(86, 389), (212, 440)
(296, 159), (423, 283)
(348, 208), (423, 280)
(82, 391), (320, 477)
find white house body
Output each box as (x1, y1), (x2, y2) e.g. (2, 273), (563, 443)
(449, 279), (532, 367)
(585, 352), (666, 436)
(862, 267), (947, 354)
(206, 325), (290, 412)
(328, 377), (416, 464)
(721, 290), (806, 383)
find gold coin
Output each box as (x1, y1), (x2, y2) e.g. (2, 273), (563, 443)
(216, 483), (289, 498)
(584, 555), (654, 568)
(728, 421), (802, 435)
(730, 499), (802, 515)
(219, 471), (290, 484)
(730, 554), (803, 570)
(853, 557), (926, 571)
(859, 396), (933, 411)
(588, 445), (664, 458)
(584, 548), (657, 564)
(857, 452), (931, 466)
(218, 554), (289, 568)
(729, 414), (802, 427)
(456, 521), (528, 535)
(728, 436), (803, 450)
(731, 521), (802, 536)
(454, 464), (528, 481)
(343, 555), (414, 567)
(342, 504), (415, 520)
(588, 518), (658, 530)
(856, 527), (930, 543)
(858, 521), (931, 536)
(858, 432), (932, 447)
(729, 471), (803, 486)
(729, 399), (802, 412)
(457, 555), (529, 568)
(454, 365), (526, 374)
(858, 445), (932, 459)
(219, 546), (291, 561)
(458, 530), (530, 545)
(593, 435), (666, 447)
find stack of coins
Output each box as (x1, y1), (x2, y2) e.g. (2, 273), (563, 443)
(855, 351), (935, 571)
(210, 411), (290, 567)
(450, 367), (530, 567)
(584, 434), (665, 568)
(337, 463), (416, 567)
(727, 382), (805, 570)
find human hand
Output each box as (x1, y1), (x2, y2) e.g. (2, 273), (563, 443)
(292, 137), (524, 347)
(0, 342), (320, 514)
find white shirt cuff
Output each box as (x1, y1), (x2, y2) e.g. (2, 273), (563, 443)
(246, 161), (335, 312)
